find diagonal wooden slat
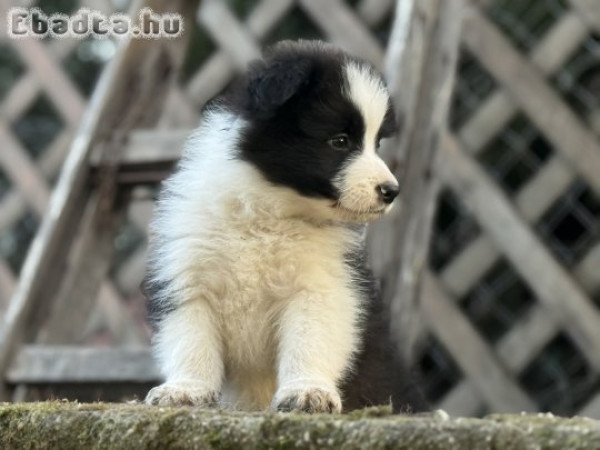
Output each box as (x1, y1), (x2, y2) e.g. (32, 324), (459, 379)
(458, 10), (587, 153)
(0, 1), (86, 128)
(357, 0), (394, 26)
(0, 130), (71, 234)
(438, 173), (600, 416)
(437, 12), (600, 348)
(186, 0), (295, 107)
(438, 9), (595, 303)
(0, 261), (15, 312)
(299, 0), (384, 69)
(440, 132), (600, 372)
(568, 0), (600, 33)
(462, 9), (600, 197)
(198, 0), (262, 71)
(0, 39), (79, 123)
(440, 154), (576, 299)
(0, 0), (114, 123)
(421, 272), (537, 412)
(0, 122), (50, 216)
(438, 241), (600, 415)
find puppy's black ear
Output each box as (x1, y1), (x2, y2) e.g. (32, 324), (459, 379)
(245, 57), (313, 117)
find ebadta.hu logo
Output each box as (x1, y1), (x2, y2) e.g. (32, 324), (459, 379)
(6, 7), (184, 39)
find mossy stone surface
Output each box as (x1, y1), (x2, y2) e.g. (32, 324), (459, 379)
(1, 402), (599, 449)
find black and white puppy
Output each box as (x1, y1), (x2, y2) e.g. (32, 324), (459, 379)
(144, 40), (425, 413)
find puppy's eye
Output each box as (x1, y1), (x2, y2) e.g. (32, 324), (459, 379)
(328, 134), (350, 150)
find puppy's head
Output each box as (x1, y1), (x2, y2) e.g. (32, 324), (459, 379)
(232, 40), (400, 223)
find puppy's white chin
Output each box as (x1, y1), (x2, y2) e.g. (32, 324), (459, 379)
(332, 201), (397, 223)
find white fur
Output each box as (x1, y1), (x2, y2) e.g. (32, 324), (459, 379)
(146, 109), (364, 411)
(334, 62), (398, 216)
(344, 62), (389, 152)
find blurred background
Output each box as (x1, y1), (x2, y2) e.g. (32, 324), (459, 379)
(0, 0), (599, 418)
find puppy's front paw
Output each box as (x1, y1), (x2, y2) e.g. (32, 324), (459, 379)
(273, 385), (342, 413)
(145, 381), (218, 407)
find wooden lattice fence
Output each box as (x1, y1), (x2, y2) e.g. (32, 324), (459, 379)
(0, 0), (599, 419)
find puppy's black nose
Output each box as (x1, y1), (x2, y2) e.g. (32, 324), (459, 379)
(377, 182), (400, 204)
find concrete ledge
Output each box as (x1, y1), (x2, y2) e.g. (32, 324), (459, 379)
(0, 402), (599, 449)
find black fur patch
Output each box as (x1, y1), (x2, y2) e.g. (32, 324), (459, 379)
(222, 40), (393, 200)
(142, 277), (175, 330)
(342, 244), (429, 413)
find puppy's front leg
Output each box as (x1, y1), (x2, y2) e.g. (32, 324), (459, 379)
(273, 289), (359, 413)
(145, 300), (223, 407)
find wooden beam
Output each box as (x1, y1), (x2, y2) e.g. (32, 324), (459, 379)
(35, 193), (124, 345)
(369, 0), (463, 361)
(112, 129), (188, 166)
(6, 346), (158, 384)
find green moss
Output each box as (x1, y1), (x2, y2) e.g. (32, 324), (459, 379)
(0, 402), (599, 449)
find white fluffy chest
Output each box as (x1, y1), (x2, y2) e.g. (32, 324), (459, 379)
(179, 213), (356, 370)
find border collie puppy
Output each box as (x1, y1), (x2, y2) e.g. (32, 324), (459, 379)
(145, 40), (426, 413)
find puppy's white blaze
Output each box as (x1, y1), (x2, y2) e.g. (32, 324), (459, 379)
(343, 61), (389, 154)
(338, 62), (397, 213)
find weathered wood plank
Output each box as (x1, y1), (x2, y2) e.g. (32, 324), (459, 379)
(6, 346), (158, 383)
(369, 0), (462, 361)
(114, 129), (189, 166)
(0, 262), (15, 312)
(36, 193), (124, 345)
